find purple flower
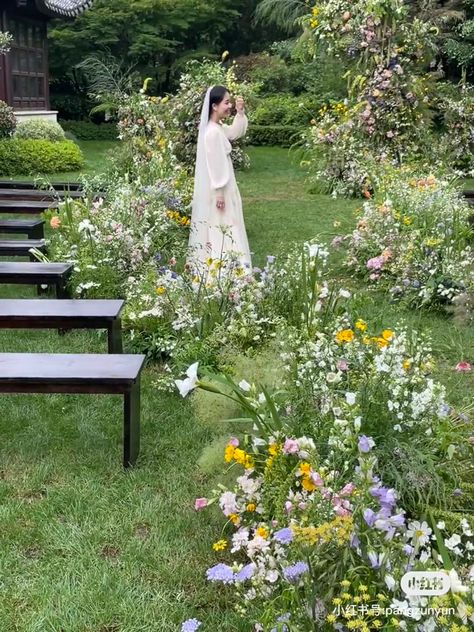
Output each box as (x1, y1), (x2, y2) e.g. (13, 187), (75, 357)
(358, 435), (375, 453)
(403, 544), (414, 556)
(370, 486), (396, 508)
(368, 551), (382, 569)
(283, 561), (309, 582)
(273, 528), (293, 545)
(206, 563), (234, 584)
(267, 255), (275, 264)
(234, 563), (254, 583)
(181, 619), (201, 632)
(363, 508), (376, 527)
(271, 613), (291, 632)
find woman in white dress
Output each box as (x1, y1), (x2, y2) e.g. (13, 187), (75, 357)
(188, 85), (252, 270)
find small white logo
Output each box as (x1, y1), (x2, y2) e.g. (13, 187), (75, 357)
(401, 571), (450, 596)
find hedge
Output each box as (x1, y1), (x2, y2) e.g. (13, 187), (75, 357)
(248, 125), (303, 148)
(0, 139), (84, 176)
(60, 120), (117, 141)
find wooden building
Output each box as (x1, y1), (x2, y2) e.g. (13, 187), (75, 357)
(0, 0), (92, 120)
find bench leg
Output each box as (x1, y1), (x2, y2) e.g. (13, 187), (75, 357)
(108, 319), (123, 354)
(56, 280), (71, 299)
(123, 379), (140, 467)
(30, 224), (44, 240)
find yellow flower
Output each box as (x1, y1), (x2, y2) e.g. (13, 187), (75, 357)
(340, 579), (351, 587)
(268, 443), (278, 456)
(228, 514), (239, 525)
(342, 592), (351, 601)
(381, 329), (394, 341)
(212, 539), (227, 551)
(155, 286), (166, 295)
(355, 319), (367, 332)
(311, 6), (319, 16)
(326, 614), (336, 623)
(335, 329), (355, 344)
(160, 96), (169, 104)
(357, 584), (368, 592)
(372, 336), (388, 348)
(299, 462), (311, 476)
(302, 477), (316, 492)
(224, 444), (235, 462)
(244, 456), (254, 469)
(246, 503), (256, 512)
(256, 526), (268, 538)
(205, 257), (213, 266)
(403, 216), (412, 225)
(233, 448), (247, 465)
(402, 359), (411, 371)
(332, 598), (342, 606)
(362, 336), (370, 345)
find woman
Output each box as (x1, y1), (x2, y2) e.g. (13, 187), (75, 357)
(188, 85), (252, 269)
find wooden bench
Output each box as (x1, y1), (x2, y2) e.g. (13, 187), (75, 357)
(0, 352), (145, 467)
(0, 200), (59, 215)
(0, 262), (72, 298)
(0, 299), (124, 353)
(0, 180), (82, 191)
(0, 188), (83, 201)
(0, 219), (44, 239)
(0, 239), (46, 259)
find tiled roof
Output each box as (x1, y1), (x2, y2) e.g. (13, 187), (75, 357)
(35, 0), (94, 17)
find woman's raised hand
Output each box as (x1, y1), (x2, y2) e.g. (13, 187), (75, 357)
(235, 96), (245, 113)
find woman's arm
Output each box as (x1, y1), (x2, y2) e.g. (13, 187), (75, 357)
(222, 112), (248, 142)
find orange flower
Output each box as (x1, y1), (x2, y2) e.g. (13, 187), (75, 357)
(50, 216), (61, 229)
(362, 190), (371, 198)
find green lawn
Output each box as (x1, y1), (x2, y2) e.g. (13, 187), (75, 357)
(0, 145), (472, 631)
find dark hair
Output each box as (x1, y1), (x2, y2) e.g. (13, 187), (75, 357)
(208, 85), (229, 119)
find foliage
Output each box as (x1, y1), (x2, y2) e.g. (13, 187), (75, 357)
(0, 100), (16, 139)
(0, 139), (84, 176)
(435, 81), (474, 172)
(14, 120), (66, 142)
(250, 94), (318, 127)
(165, 59), (256, 172)
(248, 124), (302, 147)
(0, 30), (12, 54)
(60, 120), (118, 141)
(340, 167), (474, 309)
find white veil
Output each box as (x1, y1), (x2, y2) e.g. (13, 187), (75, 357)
(188, 86), (213, 261)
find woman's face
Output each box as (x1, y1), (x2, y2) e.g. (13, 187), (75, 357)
(213, 91), (232, 119)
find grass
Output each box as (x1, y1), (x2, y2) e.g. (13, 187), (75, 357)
(0, 145), (473, 631)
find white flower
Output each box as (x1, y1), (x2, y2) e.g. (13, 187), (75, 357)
(174, 361), (199, 397)
(385, 574), (396, 591)
(345, 392), (356, 405)
(445, 533), (462, 551)
(448, 569), (469, 593)
(231, 528), (249, 553)
(461, 518), (473, 537)
(239, 379), (251, 392)
(339, 289), (351, 298)
(326, 371), (342, 384)
(266, 570), (279, 583)
(219, 491), (238, 516)
(407, 520), (432, 546)
(436, 521), (445, 530)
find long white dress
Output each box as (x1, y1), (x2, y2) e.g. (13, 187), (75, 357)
(188, 112), (252, 269)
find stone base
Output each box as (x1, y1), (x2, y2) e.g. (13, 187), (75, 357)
(14, 110), (58, 123)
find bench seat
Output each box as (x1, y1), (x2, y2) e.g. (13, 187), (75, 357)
(0, 352), (145, 466)
(0, 262), (72, 298)
(0, 299), (124, 353)
(0, 239), (46, 258)
(0, 200), (59, 214)
(0, 219), (44, 239)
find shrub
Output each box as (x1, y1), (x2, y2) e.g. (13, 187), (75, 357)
(60, 120), (117, 141)
(0, 139), (84, 175)
(248, 125), (302, 147)
(0, 100), (16, 139)
(250, 94), (319, 127)
(14, 119), (66, 141)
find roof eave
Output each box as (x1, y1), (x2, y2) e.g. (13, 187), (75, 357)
(35, 0), (93, 18)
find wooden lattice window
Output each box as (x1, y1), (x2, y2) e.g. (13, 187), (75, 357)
(8, 17), (48, 110)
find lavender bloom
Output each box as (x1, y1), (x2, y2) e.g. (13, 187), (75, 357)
(273, 528), (293, 545)
(206, 563), (234, 584)
(370, 486), (396, 508)
(283, 561), (309, 582)
(266, 255), (275, 264)
(271, 613), (291, 632)
(234, 563), (254, 583)
(403, 544), (414, 556)
(368, 551), (382, 569)
(363, 508), (376, 527)
(181, 619), (201, 632)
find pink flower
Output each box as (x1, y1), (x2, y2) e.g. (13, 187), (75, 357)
(340, 482), (355, 496)
(336, 359), (349, 371)
(310, 472), (324, 487)
(282, 438), (299, 454)
(335, 505), (351, 517)
(367, 256), (384, 271)
(455, 362), (472, 373)
(194, 498), (208, 511)
(285, 501), (293, 513)
(369, 273), (380, 281)
(228, 436), (239, 447)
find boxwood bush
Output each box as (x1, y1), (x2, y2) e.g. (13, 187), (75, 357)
(60, 120), (117, 141)
(14, 119), (66, 141)
(248, 125), (303, 148)
(0, 139), (84, 175)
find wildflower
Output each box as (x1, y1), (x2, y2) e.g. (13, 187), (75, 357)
(156, 286), (166, 295)
(381, 329), (394, 341)
(340, 579), (351, 587)
(336, 359), (349, 371)
(283, 561), (309, 582)
(282, 438), (299, 454)
(256, 526), (268, 539)
(50, 216), (61, 229)
(268, 443), (279, 457)
(273, 528), (293, 545)
(406, 520), (432, 546)
(174, 362), (199, 398)
(402, 359), (411, 371)
(455, 361), (471, 372)
(234, 563), (254, 582)
(358, 435), (375, 453)
(246, 503), (256, 512)
(194, 498), (207, 511)
(335, 329), (354, 343)
(326, 614), (337, 623)
(212, 539), (227, 551)
(181, 619), (201, 632)
(355, 319), (367, 332)
(206, 563), (234, 583)
(238, 379), (251, 391)
(224, 444), (235, 462)
(228, 514), (239, 525)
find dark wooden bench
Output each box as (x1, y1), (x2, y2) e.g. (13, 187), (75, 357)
(0, 180), (82, 191)
(0, 188), (83, 201)
(0, 239), (46, 259)
(0, 200), (59, 214)
(0, 219), (44, 239)
(0, 299), (124, 353)
(0, 262), (72, 298)
(0, 352), (145, 467)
